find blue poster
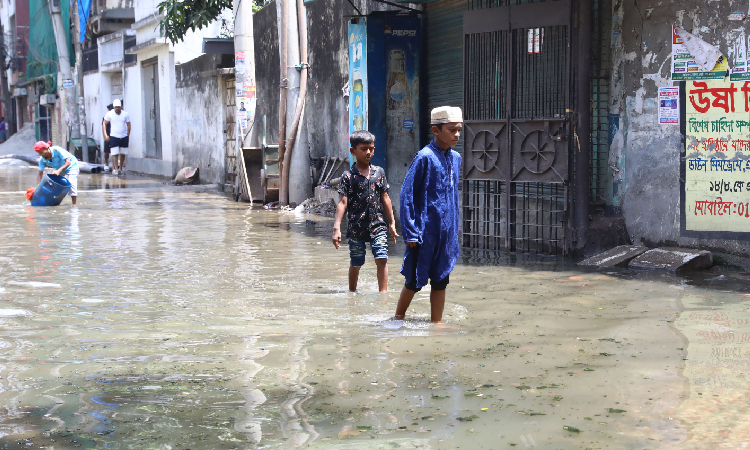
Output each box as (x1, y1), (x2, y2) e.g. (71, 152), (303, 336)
(366, 15), (422, 171)
(349, 20), (367, 165)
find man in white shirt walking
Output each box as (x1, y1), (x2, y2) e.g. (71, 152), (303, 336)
(103, 99), (131, 175)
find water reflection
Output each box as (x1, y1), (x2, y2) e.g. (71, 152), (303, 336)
(3, 166), (750, 448)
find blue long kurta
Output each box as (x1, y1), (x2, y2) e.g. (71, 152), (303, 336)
(400, 140), (461, 288)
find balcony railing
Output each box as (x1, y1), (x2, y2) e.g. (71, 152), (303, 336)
(83, 45), (99, 73)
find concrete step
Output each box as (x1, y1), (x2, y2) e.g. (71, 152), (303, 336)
(629, 247), (713, 273)
(579, 245), (648, 268)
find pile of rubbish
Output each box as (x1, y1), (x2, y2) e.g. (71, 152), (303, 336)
(296, 198), (337, 217)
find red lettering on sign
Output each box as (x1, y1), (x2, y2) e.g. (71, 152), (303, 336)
(689, 81), (737, 113)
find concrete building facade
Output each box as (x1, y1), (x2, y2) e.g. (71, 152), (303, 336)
(83, 0), (229, 180)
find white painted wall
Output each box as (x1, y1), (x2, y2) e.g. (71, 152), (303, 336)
(134, 0), (159, 22)
(123, 63), (143, 160)
(163, 51), (176, 166)
(82, 72), (103, 152)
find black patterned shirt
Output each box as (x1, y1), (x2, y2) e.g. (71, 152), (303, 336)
(338, 164), (389, 241)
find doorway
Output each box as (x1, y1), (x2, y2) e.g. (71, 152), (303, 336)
(142, 58), (162, 159)
(462, 0), (579, 254)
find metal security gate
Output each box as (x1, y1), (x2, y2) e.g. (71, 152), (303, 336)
(462, 0), (575, 254)
(224, 76), (237, 190)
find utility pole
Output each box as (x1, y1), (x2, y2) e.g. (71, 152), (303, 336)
(278, 0), (300, 206)
(234, 0), (256, 196)
(72, 0), (89, 161)
(0, 25), (15, 138)
(48, 0), (80, 147)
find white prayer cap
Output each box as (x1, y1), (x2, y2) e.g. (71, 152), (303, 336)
(113, 99), (122, 107)
(431, 106), (463, 124)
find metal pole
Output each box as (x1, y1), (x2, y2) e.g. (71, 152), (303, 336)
(48, 0), (80, 142)
(575, 0), (592, 254)
(72, 0), (89, 161)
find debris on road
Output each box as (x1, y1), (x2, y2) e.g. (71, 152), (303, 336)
(296, 197), (337, 217)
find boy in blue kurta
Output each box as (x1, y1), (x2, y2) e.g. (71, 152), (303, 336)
(393, 106), (462, 323)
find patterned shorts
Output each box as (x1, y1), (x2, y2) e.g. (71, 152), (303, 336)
(348, 229), (388, 267)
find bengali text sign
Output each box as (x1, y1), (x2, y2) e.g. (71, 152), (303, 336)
(686, 79), (750, 232)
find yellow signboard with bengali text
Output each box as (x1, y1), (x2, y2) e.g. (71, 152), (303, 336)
(685, 79), (750, 232)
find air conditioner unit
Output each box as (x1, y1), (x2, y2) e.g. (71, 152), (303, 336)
(40, 94), (56, 106)
(13, 88), (26, 96)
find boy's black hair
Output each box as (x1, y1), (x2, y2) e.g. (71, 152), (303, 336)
(431, 123), (444, 131)
(350, 130), (375, 148)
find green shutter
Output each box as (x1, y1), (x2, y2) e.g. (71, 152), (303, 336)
(424, 0), (464, 154)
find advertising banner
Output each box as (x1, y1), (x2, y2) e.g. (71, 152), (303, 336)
(658, 87), (679, 125)
(672, 26), (727, 81)
(731, 33), (750, 81)
(349, 19), (367, 166)
(684, 79), (750, 233)
(365, 15), (421, 171)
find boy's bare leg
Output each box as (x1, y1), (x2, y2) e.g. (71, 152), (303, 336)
(429, 289), (446, 323)
(394, 286), (416, 319)
(375, 258), (388, 293)
(71, 196), (77, 206)
(349, 266), (361, 292)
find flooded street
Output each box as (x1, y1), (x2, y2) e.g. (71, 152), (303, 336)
(1, 165), (750, 449)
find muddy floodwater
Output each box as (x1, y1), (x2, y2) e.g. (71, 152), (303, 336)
(1, 166), (750, 449)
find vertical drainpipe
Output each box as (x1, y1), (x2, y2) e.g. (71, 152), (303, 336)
(278, 0), (288, 204)
(575, 0), (592, 255)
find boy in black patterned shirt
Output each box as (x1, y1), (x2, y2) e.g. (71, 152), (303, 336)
(332, 130), (398, 292)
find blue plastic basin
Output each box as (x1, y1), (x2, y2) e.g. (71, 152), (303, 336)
(30, 174), (71, 206)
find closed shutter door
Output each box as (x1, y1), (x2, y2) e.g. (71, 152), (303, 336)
(424, 0), (465, 154)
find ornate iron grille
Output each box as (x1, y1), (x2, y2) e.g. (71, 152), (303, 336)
(510, 181), (566, 253)
(512, 26), (568, 119)
(465, 31), (508, 120)
(463, 180), (507, 250)
(462, 0), (573, 255)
